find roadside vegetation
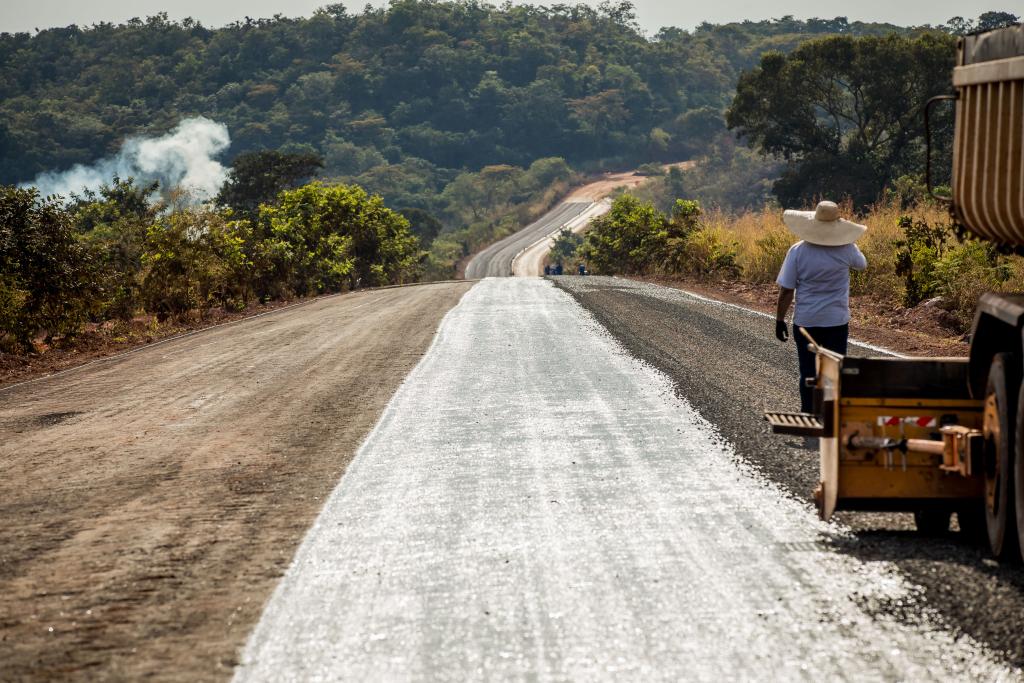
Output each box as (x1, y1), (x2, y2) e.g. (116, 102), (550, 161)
(573, 16), (1021, 335)
(0, 177), (422, 353)
(577, 191), (1021, 334)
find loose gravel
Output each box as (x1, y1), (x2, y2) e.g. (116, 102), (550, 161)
(235, 278), (1013, 680)
(554, 274), (1024, 669)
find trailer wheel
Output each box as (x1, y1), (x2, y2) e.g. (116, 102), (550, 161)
(983, 353), (1020, 560)
(1015, 381), (1024, 562)
(914, 510), (952, 535)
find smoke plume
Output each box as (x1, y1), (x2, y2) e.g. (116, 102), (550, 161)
(26, 117), (231, 201)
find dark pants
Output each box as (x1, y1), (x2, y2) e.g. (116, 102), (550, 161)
(794, 324), (848, 413)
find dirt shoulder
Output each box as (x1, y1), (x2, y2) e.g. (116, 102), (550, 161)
(633, 275), (969, 358)
(563, 162), (694, 203)
(0, 281), (473, 681)
(0, 296), (336, 391)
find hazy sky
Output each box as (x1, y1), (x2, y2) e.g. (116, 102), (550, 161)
(0, 1), (1009, 34)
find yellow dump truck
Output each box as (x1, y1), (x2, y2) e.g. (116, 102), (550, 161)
(767, 24), (1024, 559)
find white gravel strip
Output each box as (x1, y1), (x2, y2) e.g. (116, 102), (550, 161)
(234, 278), (1012, 681)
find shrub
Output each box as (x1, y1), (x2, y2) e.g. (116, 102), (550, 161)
(141, 210), (252, 319)
(932, 240), (1011, 327)
(257, 182), (422, 294)
(548, 228), (583, 266)
(894, 215), (954, 307)
(579, 194), (668, 274)
(677, 227), (741, 278)
(0, 187), (101, 349)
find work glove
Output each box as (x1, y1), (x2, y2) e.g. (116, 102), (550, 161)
(775, 319), (789, 342)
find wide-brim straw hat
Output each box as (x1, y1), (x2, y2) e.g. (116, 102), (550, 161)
(782, 201), (866, 246)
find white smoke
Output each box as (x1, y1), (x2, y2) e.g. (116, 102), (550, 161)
(26, 117), (231, 201)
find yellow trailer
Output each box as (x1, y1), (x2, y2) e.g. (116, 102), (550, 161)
(767, 333), (985, 534)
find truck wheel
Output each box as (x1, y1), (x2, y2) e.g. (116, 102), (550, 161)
(984, 353), (1020, 560)
(914, 510), (952, 535)
(1015, 381), (1024, 561)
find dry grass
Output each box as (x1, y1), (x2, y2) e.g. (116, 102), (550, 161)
(705, 197), (954, 302)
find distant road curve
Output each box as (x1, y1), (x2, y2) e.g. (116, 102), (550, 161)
(464, 202), (590, 278)
(464, 164), (694, 279)
(511, 199), (610, 277)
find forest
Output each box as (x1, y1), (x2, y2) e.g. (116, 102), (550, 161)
(1, 3), (1020, 353)
(1, 2), (971, 188)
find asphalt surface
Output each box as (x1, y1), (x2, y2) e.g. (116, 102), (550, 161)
(512, 200), (610, 277)
(235, 278), (1009, 680)
(554, 275), (1024, 669)
(464, 202), (591, 278)
(0, 282), (472, 680)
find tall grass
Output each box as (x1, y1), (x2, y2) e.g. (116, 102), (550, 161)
(688, 197), (1022, 330)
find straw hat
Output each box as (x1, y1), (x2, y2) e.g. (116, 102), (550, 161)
(782, 201), (866, 246)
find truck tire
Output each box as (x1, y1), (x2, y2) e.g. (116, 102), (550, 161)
(914, 510), (952, 535)
(1015, 381), (1024, 561)
(984, 353), (1020, 560)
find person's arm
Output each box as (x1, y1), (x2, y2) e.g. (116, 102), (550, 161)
(775, 287), (794, 341)
(848, 244), (867, 271)
(775, 244), (797, 342)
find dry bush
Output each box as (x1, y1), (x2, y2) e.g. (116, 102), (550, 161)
(696, 195), (1024, 332)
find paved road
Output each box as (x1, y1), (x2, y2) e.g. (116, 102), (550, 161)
(0, 282), (472, 680)
(235, 279), (1008, 680)
(464, 202), (591, 278)
(511, 200), (610, 277)
(553, 275), (1024, 669)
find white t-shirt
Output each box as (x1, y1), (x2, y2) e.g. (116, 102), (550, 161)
(776, 241), (867, 328)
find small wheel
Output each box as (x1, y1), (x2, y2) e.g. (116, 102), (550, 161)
(984, 353), (1020, 560)
(957, 502), (988, 543)
(914, 510), (951, 535)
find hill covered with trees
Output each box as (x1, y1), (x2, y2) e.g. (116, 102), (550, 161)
(0, 1), (962, 191)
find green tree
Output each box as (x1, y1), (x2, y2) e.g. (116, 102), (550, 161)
(727, 33), (957, 207)
(257, 182), (421, 295)
(0, 187), (100, 349)
(216, 150), (324, 219)
(398, 207), (443, 245)
(548, 228), (583, 266)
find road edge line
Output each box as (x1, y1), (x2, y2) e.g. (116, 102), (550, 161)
(613, 277), (906, 359)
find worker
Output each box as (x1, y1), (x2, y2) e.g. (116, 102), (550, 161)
(578, 263), (587, 276)
(554, 263), (563, 275)
(775, 200), (867, 415)
(544, 264), (551, 276)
